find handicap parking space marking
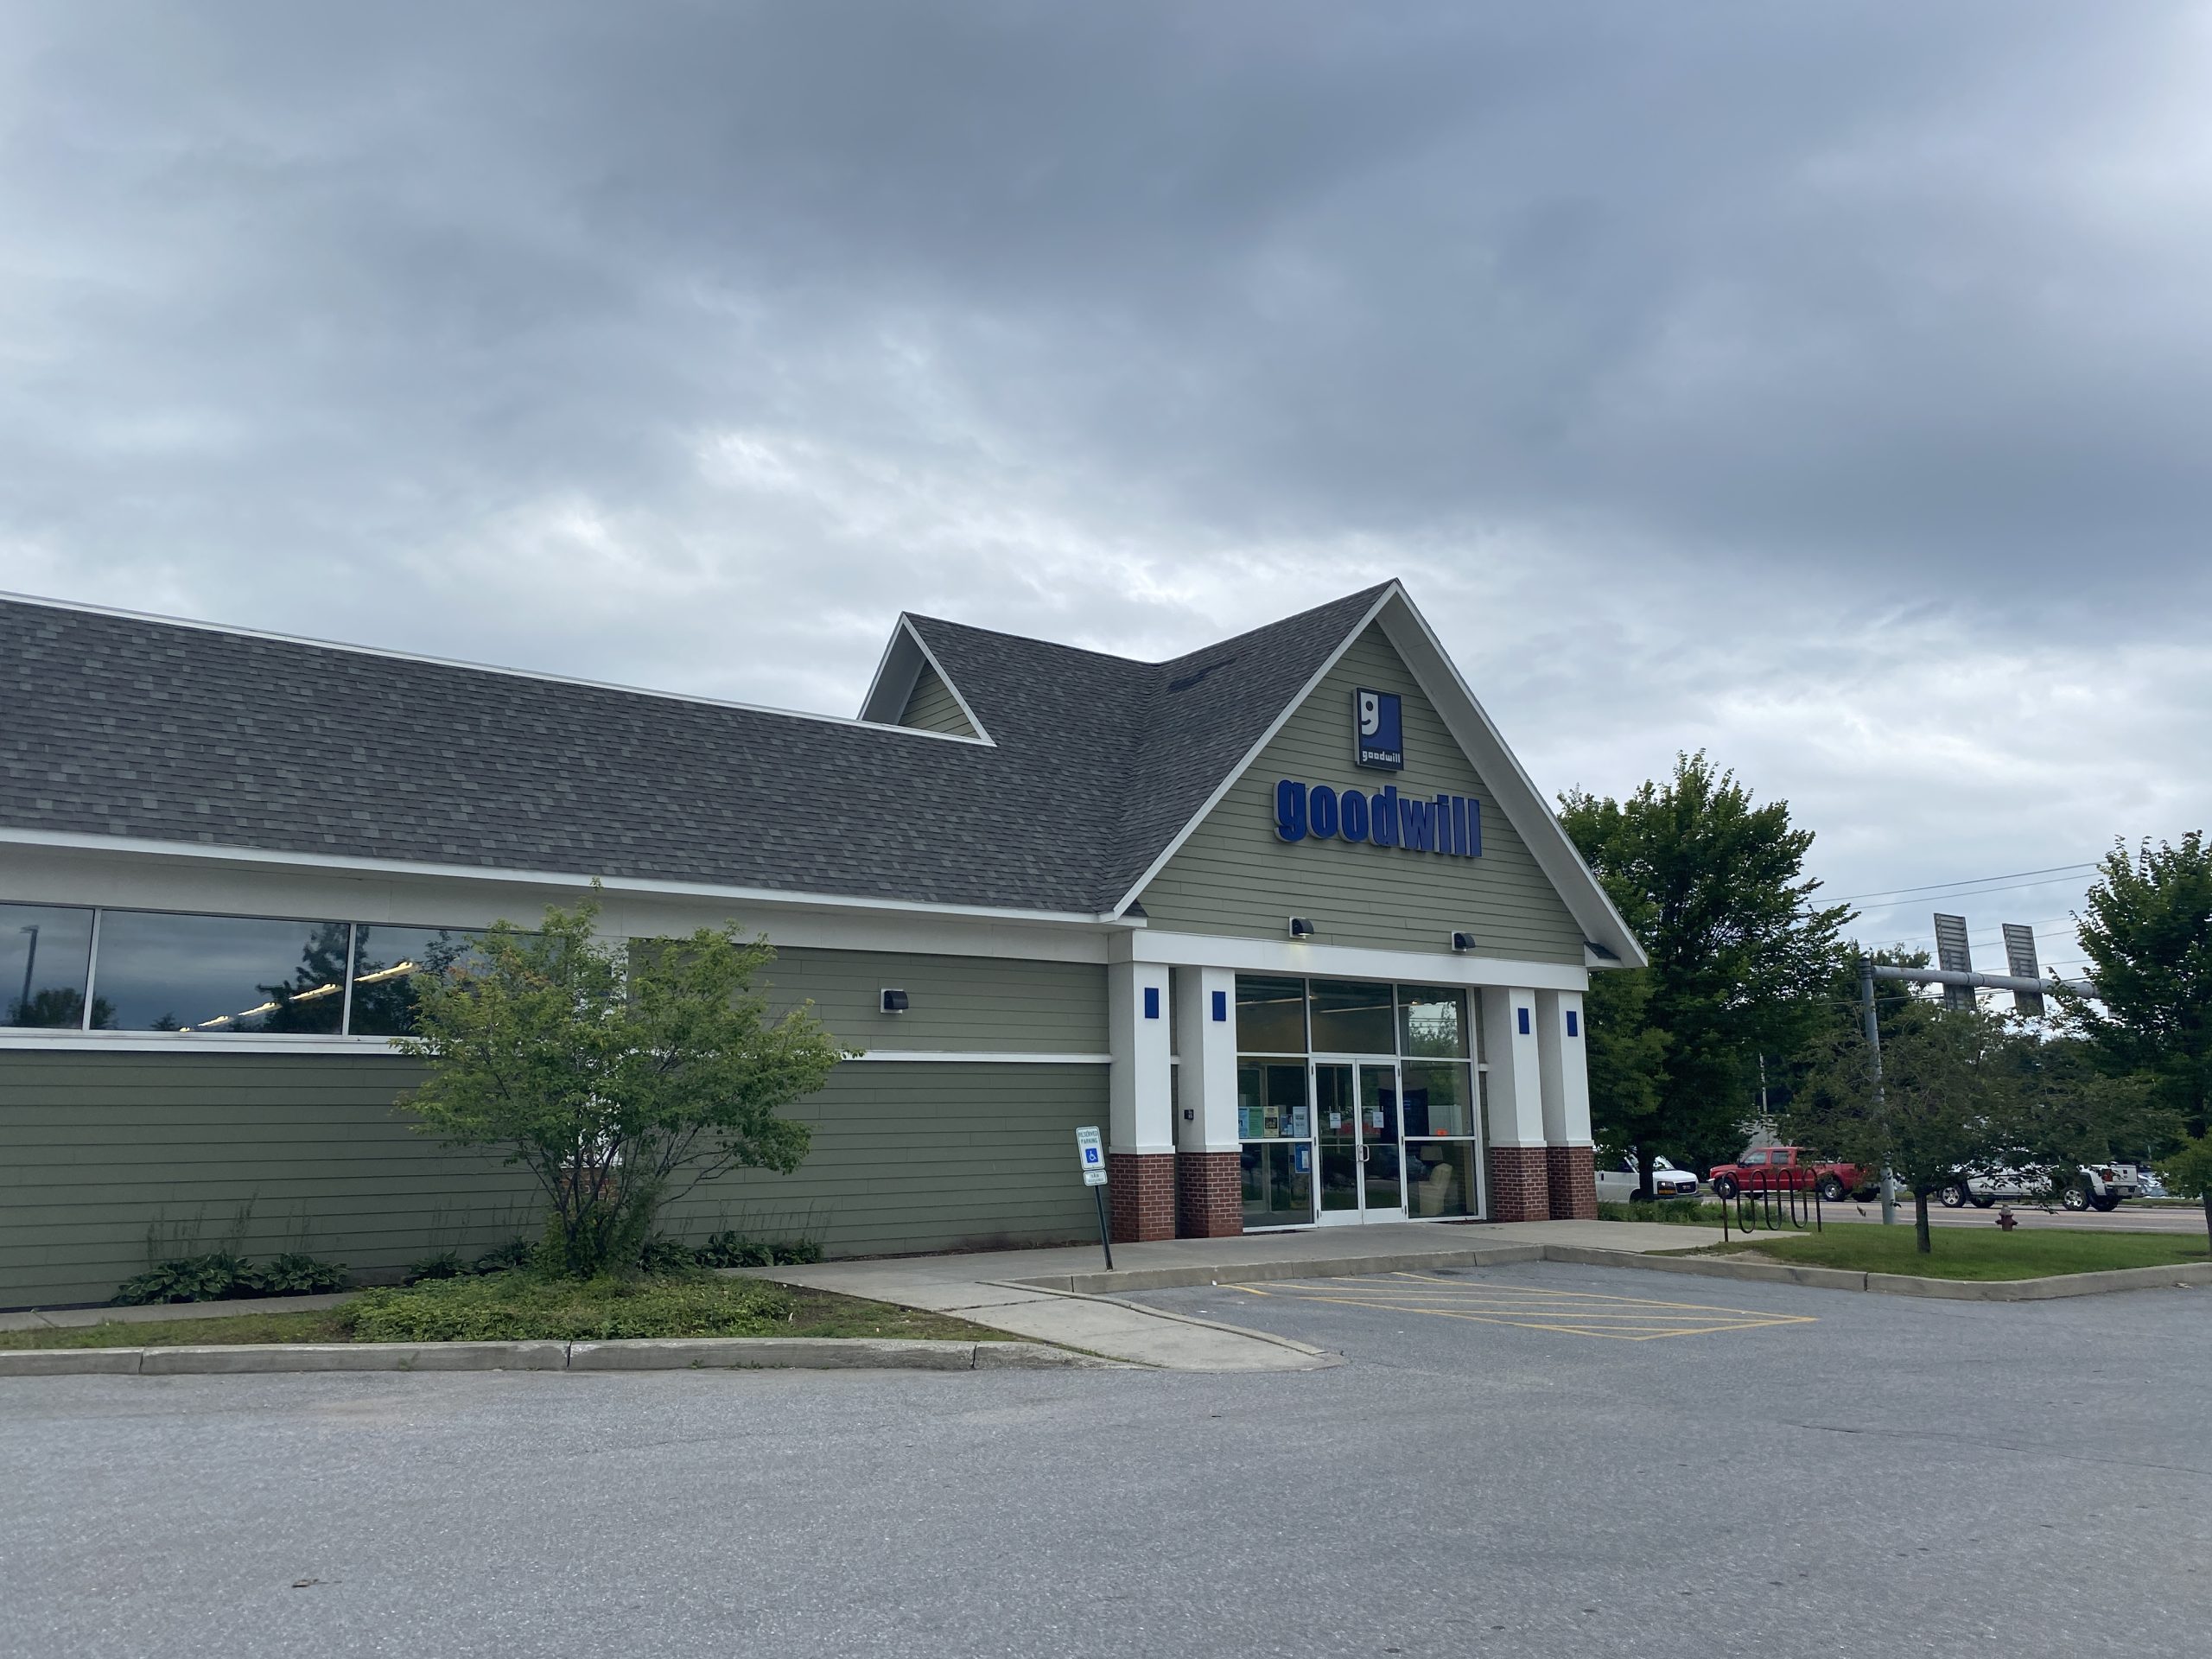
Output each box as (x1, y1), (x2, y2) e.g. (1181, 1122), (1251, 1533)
(1230, 1271), (1818, 1341)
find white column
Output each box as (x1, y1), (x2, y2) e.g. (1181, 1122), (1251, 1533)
(1481, 986), (1546, 1147)
(1173, 966), (1240, 1153)
(1108, 960), (1175, 1155)
(1535, 989), (1592, 1146)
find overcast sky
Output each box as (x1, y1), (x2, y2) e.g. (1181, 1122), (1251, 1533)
(5, 2), (2208, 970)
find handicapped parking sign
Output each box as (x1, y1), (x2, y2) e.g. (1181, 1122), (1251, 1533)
(1075, 1125), (1107, 1186)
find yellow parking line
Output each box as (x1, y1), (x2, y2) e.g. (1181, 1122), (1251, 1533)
(1231, 1272), (1816, 1342)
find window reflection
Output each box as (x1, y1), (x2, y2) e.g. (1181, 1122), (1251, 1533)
(1234, 976), (1306, 1054)
(1, 904), (101, 1029)
(1397, 986), (1467, 1058)
(1400, 1060), (1474, 1137)
(92, 912), (349, 1034)
(347, 925), (489, 1037)
(1308, 979), (1394, 1054)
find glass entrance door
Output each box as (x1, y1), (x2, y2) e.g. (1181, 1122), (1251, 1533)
(1313, 1059), (1406, 1223)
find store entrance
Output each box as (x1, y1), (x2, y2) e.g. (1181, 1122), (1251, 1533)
(1313, 1059), (1406, 1223)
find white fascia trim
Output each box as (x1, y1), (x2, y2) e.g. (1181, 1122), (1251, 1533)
(0, 1033), (410, 1056)
(1104, 583), (1403, 918)
(853, 616), (995, 745)
(851, 1050), (1110, 1065)
(1126, 929), (1590, 991)
(0, 588), (989, 747)
(0, 1032), (1114, 1063)
(1373, 594), (1649, 969)
(0, 827), (1135, 930)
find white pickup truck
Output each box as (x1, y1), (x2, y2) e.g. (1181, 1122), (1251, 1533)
(1593, 1154), (1700, 1203)
(1938, 1164), (2144, 1213)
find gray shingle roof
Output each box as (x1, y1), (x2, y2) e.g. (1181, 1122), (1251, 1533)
(0, 584), (1393, 916)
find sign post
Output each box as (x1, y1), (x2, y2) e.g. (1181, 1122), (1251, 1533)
(1075, 1125), (1112, 1270)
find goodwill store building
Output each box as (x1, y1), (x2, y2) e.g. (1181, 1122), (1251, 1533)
(0, 581), (1643, 1308)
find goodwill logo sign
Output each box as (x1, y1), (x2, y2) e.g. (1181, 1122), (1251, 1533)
(1274, 779), (1481, 859)
(1354, 688), (1403, 770)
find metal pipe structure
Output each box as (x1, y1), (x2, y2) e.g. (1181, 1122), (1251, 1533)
(1859, 957), (1897, 1226)
(1868, 964), (2087, 995)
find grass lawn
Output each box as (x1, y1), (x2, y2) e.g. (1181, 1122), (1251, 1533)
(1687, 1226), (2210, 1281)
(0, 1274), (1006, 1351)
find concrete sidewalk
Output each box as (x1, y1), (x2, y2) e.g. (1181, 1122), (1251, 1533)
(754, 1218), (1719, 1370)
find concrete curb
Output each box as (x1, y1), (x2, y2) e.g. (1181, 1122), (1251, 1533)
(1537, 1245), (2212, 1301)
(0, 1338), (1115, 1379)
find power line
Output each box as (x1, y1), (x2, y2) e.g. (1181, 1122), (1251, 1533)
(1827, 862), (2097, 906)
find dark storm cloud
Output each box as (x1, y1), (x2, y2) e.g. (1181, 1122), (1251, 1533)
(3, 1), (2208, 944)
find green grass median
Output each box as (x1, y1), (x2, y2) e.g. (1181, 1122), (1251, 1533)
(0, 1274), (1006, 1351)
(1687, 1227), (2210, 1281)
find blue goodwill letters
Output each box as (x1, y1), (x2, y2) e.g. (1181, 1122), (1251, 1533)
(1274, 779), (1481, 857)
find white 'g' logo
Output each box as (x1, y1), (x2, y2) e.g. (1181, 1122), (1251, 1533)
(1357, 690), (1381, 737)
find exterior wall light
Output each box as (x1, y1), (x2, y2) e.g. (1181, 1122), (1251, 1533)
(1449, 931), (1478, 952)
(1287, 917), (1317, 939)
(880, 988), (910, 1014)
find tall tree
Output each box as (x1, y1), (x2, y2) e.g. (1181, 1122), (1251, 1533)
(2062, 833), (2212, 1138)
(1560, 752), (1853, 1196)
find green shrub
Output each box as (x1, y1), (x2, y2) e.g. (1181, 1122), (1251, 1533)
(112, 1250), (350, 1305)
(638, 1235), (699, 1276)
(1596, 1198), (1735, 1227)
(341, 1272), (798, 1343)
(404, 1249), (469, 1285)
(694, 1230), (822, 1268)
(473, 1238), (536, 1274)
(253, 1252), (351, 1295)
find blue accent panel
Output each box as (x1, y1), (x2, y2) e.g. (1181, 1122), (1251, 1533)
(1143, 986), (1160, 1020)
(1467, 797), (1482, 857)
(1517, 1007), (1530, 1036)
(1354, 688), (1404, 770)
(1211, 989), (1227, 1022)
(1273, 779), (1308, 842)
(1567, 1010), (1580, 1038)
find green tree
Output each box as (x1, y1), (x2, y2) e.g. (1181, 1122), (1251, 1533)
(396, 897), (850, 1277)
(1784, 1004), (2022, 1253)
(1560, 752), (1853, 1197)
(2060, 833), (2212, 1138)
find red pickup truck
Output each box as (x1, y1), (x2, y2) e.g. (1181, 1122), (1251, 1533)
(1707, 1146), (1878, 1203)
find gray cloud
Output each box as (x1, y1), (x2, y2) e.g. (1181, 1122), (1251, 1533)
(3, 1), (2207, 965)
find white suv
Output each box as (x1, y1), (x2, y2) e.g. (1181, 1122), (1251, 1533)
(1937, 1164), (2143, 1213)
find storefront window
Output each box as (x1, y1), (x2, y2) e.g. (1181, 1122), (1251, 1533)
(1235, 976), (1307, 1054)
(92, 911), (351, 1034)
(1237, 1059), (1314, 1227)
(1407, 1141), (1478, 1217)
(1, 903), (99, 1029)
(1309, 979), (1393, 1054)
(348, 925), (490, 1037)
(1400, 1060), (1474, 1138)
(1397, 986), (1468, 1058)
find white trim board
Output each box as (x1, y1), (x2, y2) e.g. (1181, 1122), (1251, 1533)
(0, 1033), (1112, 1063)
(1121, 929), (1590, 992)
(855, 615), (995, 744)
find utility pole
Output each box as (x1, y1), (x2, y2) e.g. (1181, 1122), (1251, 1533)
(1859, 956), (1896, 1226)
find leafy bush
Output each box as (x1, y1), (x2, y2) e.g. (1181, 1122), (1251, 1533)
(694, 1230), (822, 1268)
(112, 1250), (350, 1305)
(342, 1272), (798, 1344)
(253, 1252), (351, 1294)
(473, 1238), (536, 1274)
(638, 1235), (699, 1276)
(1596, 1199), (1735, 1228)
(403, 1249), (469, 1285)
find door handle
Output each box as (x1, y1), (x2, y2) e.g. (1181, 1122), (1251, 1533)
(1359, 1144), (1369, 1163)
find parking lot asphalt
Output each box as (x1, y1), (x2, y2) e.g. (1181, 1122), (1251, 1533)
(3, 1262), (2206, 1659)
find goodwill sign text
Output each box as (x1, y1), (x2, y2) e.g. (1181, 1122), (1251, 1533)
(1274, 779), (1481, 857)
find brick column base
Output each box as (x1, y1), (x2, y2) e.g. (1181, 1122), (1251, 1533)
(1486, 1146), (1553, 1221)
(1546, 1144), (1599, 1219)
(1175, 1150), (1243, 1238)
(1109, 1152), (1177, 1243)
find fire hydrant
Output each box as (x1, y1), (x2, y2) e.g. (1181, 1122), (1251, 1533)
(1996, 1205), (2018, 1231)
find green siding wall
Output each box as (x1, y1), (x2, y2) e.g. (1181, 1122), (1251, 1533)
(0, 1051), (1103, 1309)
(898, 662), (977, 736)
(762, 949), (1105, 1053)
(1136, 623), (1586, 962)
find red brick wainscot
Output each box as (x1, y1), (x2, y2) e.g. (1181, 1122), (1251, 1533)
(1546, 1143), (1599, 1220)
(1174, 1150), (1243, 1238)
(1485, 1145), (1553, 1221)
(1108, 1152), (1178, 1243)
